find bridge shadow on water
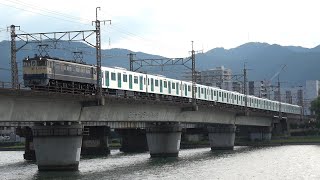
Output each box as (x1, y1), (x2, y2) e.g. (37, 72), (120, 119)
(0, 160), (37, 169)
(31, 146), (285, 180)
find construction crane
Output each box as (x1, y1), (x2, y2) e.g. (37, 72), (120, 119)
(260, 64), (286, 98)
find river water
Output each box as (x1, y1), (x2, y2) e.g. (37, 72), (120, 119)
(1, 146), (320, 180)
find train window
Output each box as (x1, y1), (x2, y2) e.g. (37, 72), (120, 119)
(23, 62), (31, 67)
(37, 61), (46, 66)
(67, 66), (72, 71)
(76, 66), (80, 72)
(111, 73), (116, 80)
(188, 85), (191, 92)
(164, 81), (167, 88)
(219, 92), (221, 97)
(224, 93), (226, 98)
(134, 76), (138, 84)
(155, 80), (158, 86)
(148, 78), (150, 85)
(201, 88), (203, 94)
(80, 67), (84, 73)
(144, 78), (146, 85)
(86, 68), (90, 74)
(55, 63), (60, 70)
(172, 83), (175, 89)
(31, 61), (36, 66)
(123, 74), (128, 82)
(214, 91), (216, 96)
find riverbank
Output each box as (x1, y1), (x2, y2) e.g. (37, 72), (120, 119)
(0, 143), (24, 151)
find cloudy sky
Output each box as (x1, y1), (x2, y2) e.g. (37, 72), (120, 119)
(0, 0), (319, 57)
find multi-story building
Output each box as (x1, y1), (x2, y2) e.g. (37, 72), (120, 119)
(305, 80), (320, 115)
(200, 66), (232, 87)
(285, 90), (293, 104)
(183, 66), (243, 93)
(296, 89), (303, 106)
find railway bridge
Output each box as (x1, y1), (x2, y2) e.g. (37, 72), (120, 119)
(0, 88), (299, 171)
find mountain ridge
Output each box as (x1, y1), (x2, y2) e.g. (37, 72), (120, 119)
(0, 41), (319, 86)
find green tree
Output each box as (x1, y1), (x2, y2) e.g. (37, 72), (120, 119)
(311, 96), (320, 120)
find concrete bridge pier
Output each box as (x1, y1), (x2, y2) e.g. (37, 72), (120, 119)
(117, 128), (148, 153)
(249, 126), (272, 141)
(16, 127), (36, 161)
(146, 123), (182, 157)
(32, 122), (83, 171)
(81, 126), (110, 156)
(208, 125), (236, 150)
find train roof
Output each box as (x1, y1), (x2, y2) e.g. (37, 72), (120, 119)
(24, 55), (94, 67)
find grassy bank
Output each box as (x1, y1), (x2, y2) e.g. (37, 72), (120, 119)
(0, 142), (24, 151)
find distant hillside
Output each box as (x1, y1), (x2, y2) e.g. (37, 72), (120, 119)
(0, 41), (319, 86)
(197, 42), (320, 85)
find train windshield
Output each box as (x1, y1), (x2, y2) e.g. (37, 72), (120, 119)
(37, 60), (47, 66)
(23, 61), (31, 67)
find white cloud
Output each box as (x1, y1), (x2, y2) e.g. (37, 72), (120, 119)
(1, 0), (320, 56)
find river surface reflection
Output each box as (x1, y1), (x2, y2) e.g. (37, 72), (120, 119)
(1, 146), (320, 180)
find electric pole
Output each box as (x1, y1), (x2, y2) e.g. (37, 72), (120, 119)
(191, 41), (197, 109)
(9, 25), (20, 89)
(128, 53), (136, 71)
(243, 62), (248, 115)
(92, 7), (111, 103)
(278, 75), (282, 119)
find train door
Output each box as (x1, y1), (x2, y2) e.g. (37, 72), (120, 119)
(236, 95), (238, 104)
(184, 84), (187, 96)
(117, 73), (121, 88)
(176, 82), (179, 95)
(139, 76), (143, 91)
(102, 71), (104, 86)
(222, 92), (224, 102)
(105, 71), (109, 87)
(168, 81), (171, 94)
(160, 80), (163, 93)
(151, 78), (154, 92)
(129, 75), (133, 89)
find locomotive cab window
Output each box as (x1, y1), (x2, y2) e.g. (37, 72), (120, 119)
(37, 61), (46, 66)
(23, 61), (31, 67)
